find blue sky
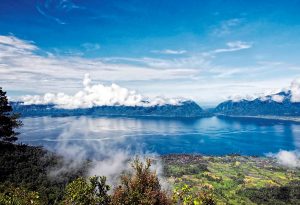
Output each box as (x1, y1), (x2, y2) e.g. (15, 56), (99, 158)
(1, 0), (300, 106)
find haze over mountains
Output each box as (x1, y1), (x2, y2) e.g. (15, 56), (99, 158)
(215, 80), (300, 117)
(12, 74), (208, 118)
(21, 74), (184, 109)
(11, 76), (300, 118)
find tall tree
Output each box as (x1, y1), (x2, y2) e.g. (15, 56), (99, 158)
(0, 87), (22, 142)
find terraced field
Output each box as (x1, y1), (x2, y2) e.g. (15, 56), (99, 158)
(162, 155), (300, 204)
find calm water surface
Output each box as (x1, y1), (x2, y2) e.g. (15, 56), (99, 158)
(18, 116), (300, 156)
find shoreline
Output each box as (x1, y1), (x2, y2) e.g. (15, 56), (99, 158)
(217, 114), (300, 123)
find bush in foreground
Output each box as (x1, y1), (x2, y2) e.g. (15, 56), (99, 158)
(111, 158), (172, 205)
(61, 158), (215, 205)
(0, 156), (216, 205)
(62, 176), (111, 205)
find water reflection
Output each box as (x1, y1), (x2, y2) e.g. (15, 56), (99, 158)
(19, 116), (300, 156)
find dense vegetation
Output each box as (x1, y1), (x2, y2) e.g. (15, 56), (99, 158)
(0, 142), (88, 204)
(162, 155), (300, 204)
(0, 145), (214, 205)
(2, 145), (300, 205)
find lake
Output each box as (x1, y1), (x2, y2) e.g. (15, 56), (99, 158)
(18, 116), (300, 157)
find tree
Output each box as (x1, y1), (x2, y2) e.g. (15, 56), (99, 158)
(111, 158), (172, 205)
(0, 87), (22, 142)
(0, 187), (41, 205)
(62, 176), (111, 205)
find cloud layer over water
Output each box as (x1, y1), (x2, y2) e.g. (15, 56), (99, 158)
(33, 116), (168, 185)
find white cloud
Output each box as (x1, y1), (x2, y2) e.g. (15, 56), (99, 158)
(226, 79), (300, 103)
(0, 35), (37, 51)
(0, 35), (200, 94)
(290, 79), (300, 102)
(268, 150), (300, 168)
(151, 49), (187, 55)
(271, 94), (284, 103)
(213, 41), (252, 53)
(1, 35), (298, 106)
(21, 74), (183, 109)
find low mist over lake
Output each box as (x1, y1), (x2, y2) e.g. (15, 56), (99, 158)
(19, 116), (300, 157)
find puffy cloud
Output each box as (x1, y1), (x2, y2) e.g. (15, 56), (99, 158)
(268, 150), (300, 168)
(268, 79), (300, 103)
(271, 95), (284, 103)
(227, 79), (300, 103)
(259, 96), (269, 101)
(21, 74), (183, 109)
(290, 79), (300, 102)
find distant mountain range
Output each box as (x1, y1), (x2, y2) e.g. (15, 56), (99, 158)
(11, 90), (300, 119)
(11, 100), (210, 118)
(214, 91), (300, 117)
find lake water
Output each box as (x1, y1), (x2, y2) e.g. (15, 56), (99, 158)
(18, 116), (300, 157)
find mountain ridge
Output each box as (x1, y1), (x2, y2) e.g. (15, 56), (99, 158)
(11, 100), (211, 118)
(214, 90), (300, 116)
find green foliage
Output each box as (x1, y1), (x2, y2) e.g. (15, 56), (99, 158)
(166, 164), (208, 178)
(173, 184), (215, 205)
(0, 186), (41, 205)
(62, 176), (110, 205)
(111, 158), (171, 205)
(0, 142), (88, 204)
(0, 87), (22, 142)
(241, 180), (300, 205)
(163, 155), (300, 204)
(163, 155), (208, 178)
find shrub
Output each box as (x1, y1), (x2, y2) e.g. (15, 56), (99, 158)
(62, 176), (111, 205)
(111, 158), (172, 205)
